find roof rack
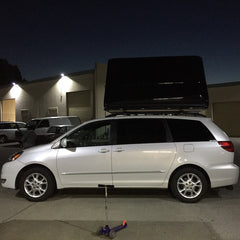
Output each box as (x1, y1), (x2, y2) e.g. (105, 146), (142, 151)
(106, 110), (206, 118)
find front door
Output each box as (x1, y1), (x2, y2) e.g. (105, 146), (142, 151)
(57, 120), (112, 187)
(1, 99), (15, 121)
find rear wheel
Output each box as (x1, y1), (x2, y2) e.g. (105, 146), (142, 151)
(109, 230), (117, 239)
(170, 167), (208, 203)
(19, 167), (56, 201)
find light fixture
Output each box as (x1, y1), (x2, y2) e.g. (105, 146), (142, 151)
(58, 74), (73, 98)
(10, 83), (22, 98)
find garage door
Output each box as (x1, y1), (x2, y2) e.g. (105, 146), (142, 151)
(67, 90), (93, 123)
(213, 102), (240, 137)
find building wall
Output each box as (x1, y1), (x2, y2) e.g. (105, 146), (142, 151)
(207, 82), (240, 137)
(0, 70), (94, 123)
(94, 63), (108, 119)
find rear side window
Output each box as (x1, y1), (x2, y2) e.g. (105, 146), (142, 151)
(17, 123), (26, 128)
(167, 119), (215, 142)
(116, 119), (166, 144)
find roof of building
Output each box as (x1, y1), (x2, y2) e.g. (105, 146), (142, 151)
(208, 81), (240, 88)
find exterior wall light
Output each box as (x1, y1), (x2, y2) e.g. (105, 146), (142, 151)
(10, 83), (22, 99)
(57, 74), (73, 102)
(58, 74), (72, 93)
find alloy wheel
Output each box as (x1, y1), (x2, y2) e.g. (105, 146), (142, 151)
(177, 173), (202, 199)
(24, 173), (48, 199)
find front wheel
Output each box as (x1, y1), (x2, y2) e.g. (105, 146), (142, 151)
(19, 167), (56, 201)
(170, 167), (208, 203)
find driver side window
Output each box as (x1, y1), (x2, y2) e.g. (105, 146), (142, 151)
(67, 122), (111, 147)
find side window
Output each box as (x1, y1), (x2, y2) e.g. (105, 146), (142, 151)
(59, 127), (67, 134)
(4, 123), (16, 129)
(67, 122), (111, 147)
(27, 120), (40, 130)
(5, 124), (11, 129)
(10, 123), (17, 129)
(38, 120), (49, 128)
(17, 123), (26, 128)
(117, 119), (166, 145)
(167, 119), (215, 142)
(48, 126), (57, 133)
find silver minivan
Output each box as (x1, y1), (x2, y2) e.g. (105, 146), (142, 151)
(1, 115), (239, 203)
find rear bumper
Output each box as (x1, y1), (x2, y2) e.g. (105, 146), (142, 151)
(209, 163), (239, 188)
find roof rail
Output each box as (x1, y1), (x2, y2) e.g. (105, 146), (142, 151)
(106, 110), (206, 118)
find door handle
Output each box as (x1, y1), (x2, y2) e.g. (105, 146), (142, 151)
(98, 148), (110, 153)
(113, 148), (124, 152)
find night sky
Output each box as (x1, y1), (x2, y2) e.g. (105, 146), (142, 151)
(1, 0), (240, 84)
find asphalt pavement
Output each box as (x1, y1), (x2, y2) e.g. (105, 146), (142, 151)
(0, 140), (240, 240)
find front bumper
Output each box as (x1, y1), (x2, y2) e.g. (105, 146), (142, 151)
(1, 160), (25, 189)
(0, 178), (6, 184)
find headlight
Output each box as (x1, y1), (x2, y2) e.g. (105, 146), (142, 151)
(9, 151), (23, 161)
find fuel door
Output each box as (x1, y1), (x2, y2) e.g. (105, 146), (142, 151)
(183, 144), (194, 152)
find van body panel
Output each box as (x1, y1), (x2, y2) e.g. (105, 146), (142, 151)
(56, 145), (112, 187)
(112, 142), (176, 187)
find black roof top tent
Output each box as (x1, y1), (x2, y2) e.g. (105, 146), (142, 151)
(104, 56), (209, 113)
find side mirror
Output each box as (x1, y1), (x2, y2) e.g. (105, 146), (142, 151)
(60, 138), (77, 148)
(60, 138), (68, 148)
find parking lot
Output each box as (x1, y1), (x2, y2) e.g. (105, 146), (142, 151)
(0, 140), (240, 240)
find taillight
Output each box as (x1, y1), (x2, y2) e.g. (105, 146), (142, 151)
(218, 141), (234, 152)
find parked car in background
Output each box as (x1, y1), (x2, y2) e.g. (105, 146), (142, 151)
(26, 116), (81, 135)
(37, 125), (75, 144)
(0, 122), (27, 144)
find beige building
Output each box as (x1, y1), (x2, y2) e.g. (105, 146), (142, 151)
(206, 82), (240, 137)
(0, 63), (108, 124)
(0, 62), (240, 136)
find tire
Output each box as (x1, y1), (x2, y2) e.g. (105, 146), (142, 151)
(109, 230), (117, 239)
(19, 167), (56, 201)
(0, 135), (7, 144)
(170, 167), (208, 203)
